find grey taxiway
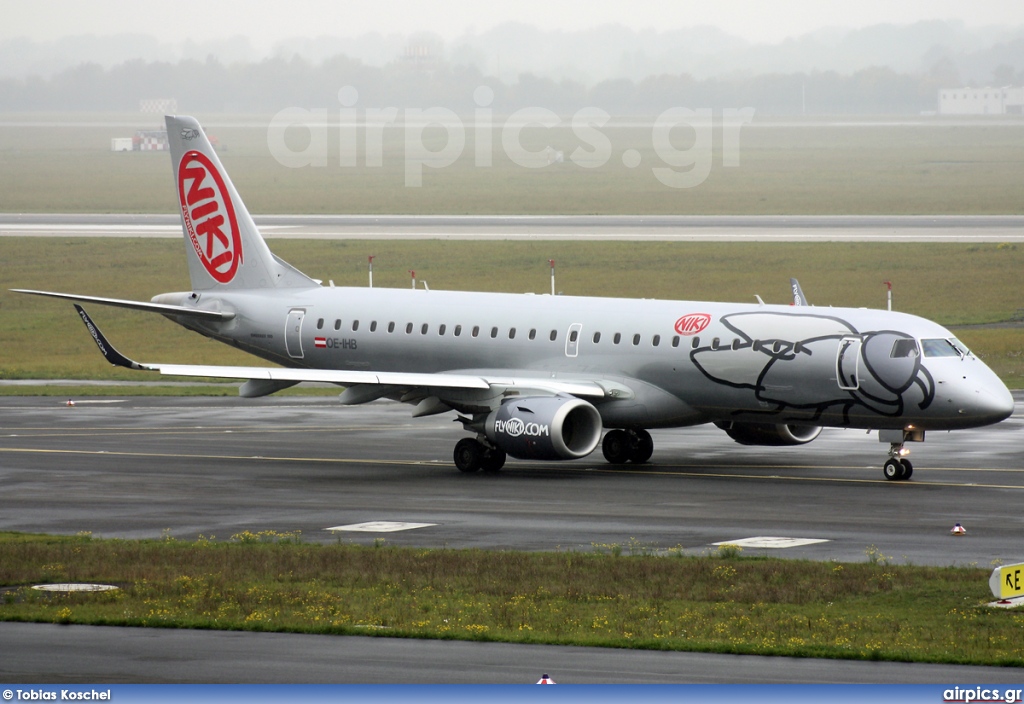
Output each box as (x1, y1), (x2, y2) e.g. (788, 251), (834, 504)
(1, 394), (1022, 683)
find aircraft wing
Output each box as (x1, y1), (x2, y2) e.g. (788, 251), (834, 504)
(72, 304), (621, 402)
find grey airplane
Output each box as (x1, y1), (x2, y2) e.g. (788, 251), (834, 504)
(13, 116), (1015, 479)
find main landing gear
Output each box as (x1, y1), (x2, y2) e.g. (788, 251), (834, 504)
(453, 437), (507, 474)
(601, 428), (654, 465)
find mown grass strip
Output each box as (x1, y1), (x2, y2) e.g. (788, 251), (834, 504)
(1, 532), (1022, 666)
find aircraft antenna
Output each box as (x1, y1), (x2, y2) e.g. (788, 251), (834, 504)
(368, 255), (375, 288)
(548, 259), (555, 295)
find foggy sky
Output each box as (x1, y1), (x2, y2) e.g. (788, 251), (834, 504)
(6, 0), (1024, 46)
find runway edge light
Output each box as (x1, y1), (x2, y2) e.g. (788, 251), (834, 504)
(950, 522), (966, 535)
(536, 674), (556, 684)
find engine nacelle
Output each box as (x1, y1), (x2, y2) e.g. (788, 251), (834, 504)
(485, 396), (603, 460)
(716, 421), (822, 446)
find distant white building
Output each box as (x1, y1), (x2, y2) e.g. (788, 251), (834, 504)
(938, 87), (1024, 115)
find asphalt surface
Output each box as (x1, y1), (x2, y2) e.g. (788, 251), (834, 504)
(1, 394), (1022, 683)
(3, 213), (1024, 241)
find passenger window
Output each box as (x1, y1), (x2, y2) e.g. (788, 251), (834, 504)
(352, 320), (359, 331)
(370, 321), (377, 332)
(472, 326), (480, 338)
(406, 323), (413, 334)
(529, 329), (536, 340)
(569, 329), (578, 343)
(439, 324), (446, 335)
(732, 338), (741, 350)
(671, 336), (680, 348)
(550, 330), (557, 341)
(388, 322), (395, 333)
(691, 336), (700, 349)
(509, 328), (516, 339)
(652, 335), (661, 347)
(454, 325), (462, 337)
(593, 332), (601, 343)
(711, 337), (720, 350)
(334, 319), (341, 331)
(632, 334), (640, 346)
(614, 333), (621, 344)
(890, 339), (919, 358)
(491, 327), (498, 338)
(316, 318), (324, 330)
(421, 324), (429, 335)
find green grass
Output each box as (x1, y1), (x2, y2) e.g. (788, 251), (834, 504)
(3, 237), (1024, 385)
(1, 117), (1023, 215)
(1, 532), (1021, 666)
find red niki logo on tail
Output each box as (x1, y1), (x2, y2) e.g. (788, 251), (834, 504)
(178, 151), (242, 284)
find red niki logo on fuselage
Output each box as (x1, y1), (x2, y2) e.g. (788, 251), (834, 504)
(674, 313), (711, 336)
(178, 151), (242, 284)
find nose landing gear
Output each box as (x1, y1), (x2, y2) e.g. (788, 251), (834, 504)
(878, 428), (924, 481)
(883, 451), (913, 481)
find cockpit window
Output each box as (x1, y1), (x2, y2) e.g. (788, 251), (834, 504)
(890, 339), (919, 358)
(921, 338), (969, 358)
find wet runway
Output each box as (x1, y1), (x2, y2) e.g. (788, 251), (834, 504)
(1, 395), (1023, 561)
(1, 394), (1022, 682)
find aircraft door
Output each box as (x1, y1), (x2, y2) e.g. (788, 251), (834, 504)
(565, 323), (583, 358)
(285, 308), (305, 359)
(836, 336), (862, 390)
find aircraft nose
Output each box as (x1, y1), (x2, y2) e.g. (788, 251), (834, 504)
(971, 379), (1015, 425)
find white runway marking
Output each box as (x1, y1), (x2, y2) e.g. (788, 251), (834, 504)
(326, 521), (437, 533)
(713, 537), (830, 549)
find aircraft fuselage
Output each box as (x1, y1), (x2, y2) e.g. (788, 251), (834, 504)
(158, 285), (1012, 433)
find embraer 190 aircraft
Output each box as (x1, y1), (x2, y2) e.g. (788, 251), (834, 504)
(13, 116), (1015, 480)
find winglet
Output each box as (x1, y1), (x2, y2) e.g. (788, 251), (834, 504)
(790, 278), (810, 306)
(73, 305), (153, 371)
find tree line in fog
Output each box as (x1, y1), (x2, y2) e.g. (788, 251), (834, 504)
(0, 52), (992, 115)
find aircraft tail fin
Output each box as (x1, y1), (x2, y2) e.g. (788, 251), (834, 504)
(166, 115), (316, 292)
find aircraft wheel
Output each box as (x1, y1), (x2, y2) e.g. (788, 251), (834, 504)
(629, 429), (654, 464)
(454, 438), (484, 473)
(602, 429), (631, 464)
(900, 458), (913, 480)
(882, 458), (905, 481)
(481, 447), (507, 473)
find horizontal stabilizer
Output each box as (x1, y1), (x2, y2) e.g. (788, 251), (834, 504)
(12, 289), (234, 321)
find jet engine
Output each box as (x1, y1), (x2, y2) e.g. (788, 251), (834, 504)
(715, 421), (822, 446)
(485, 396), (603, 460)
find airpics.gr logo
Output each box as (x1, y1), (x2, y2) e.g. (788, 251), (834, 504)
(674, 313), (711, 336)
(178, 151), (242, 284)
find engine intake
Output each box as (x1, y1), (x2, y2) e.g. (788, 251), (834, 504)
(716, 421), (822, 446)
(486, 396), (602, 460)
